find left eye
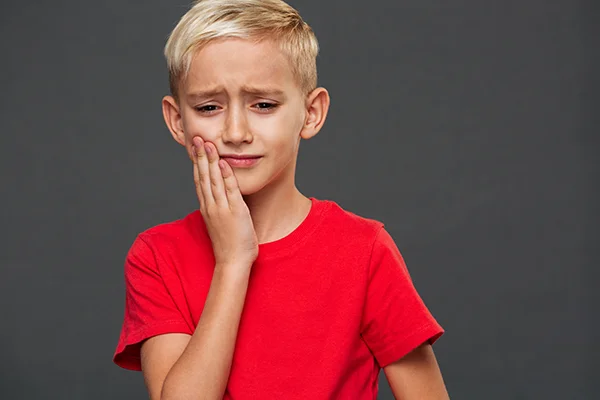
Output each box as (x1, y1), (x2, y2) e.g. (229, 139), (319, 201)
(254, 103), (276, 110)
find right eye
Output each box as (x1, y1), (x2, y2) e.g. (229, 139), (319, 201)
(195, 105), (220, 114)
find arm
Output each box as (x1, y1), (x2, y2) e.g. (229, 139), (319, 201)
(141, 265), (251, 400)
(139, 137), (259, 399)
(383, 342), (449, 400)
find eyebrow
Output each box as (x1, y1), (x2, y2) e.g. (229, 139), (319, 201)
(187, 85), (286, 100)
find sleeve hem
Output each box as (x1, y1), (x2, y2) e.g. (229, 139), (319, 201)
(375, 322), (445, 368)
(113, 320), (193, 371)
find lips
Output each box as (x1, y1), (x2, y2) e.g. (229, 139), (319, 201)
(220, 154), (262, 159)
(220, 154), (263, 168)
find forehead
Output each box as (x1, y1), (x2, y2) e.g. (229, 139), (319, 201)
(184, 38), (297, 94)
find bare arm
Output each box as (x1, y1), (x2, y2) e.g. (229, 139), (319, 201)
(139, 137), (259, 399)
(383, 342), (449, 399)
(141, 265), (251, 400)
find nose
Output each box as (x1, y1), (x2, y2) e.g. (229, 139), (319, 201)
(221, 104), (253, 145)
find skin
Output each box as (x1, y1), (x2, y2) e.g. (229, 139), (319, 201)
(384, 343), (450, 399)
(141, 37), (449, 399)
(164, 37), (329, 245)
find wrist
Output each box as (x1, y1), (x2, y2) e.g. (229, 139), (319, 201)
(214, 261), (252, 280)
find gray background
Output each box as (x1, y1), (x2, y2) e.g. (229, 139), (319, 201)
(1, 0), (597, 399)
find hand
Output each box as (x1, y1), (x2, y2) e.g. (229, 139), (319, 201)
(192, 136), (259, 271)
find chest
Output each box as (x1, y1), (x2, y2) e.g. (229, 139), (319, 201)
(172, 242), (377, 397)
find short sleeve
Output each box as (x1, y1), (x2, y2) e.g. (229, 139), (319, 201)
(113, 234), (193, 371)
(360, 227), (444, 368)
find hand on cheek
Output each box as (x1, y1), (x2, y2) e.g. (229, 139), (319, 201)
(191, 136), (259, 270)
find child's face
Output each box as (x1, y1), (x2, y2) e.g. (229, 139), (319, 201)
(163, 37), (328, 196)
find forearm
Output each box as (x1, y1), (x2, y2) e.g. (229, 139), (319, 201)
(161, 264), (251, 400)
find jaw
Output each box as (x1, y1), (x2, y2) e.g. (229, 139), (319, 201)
(239, 151), (299, 200)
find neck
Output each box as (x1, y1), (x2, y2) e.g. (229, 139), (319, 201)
(242, 178), (311, 245)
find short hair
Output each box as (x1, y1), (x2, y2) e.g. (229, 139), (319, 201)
(164, 0), (320, 100)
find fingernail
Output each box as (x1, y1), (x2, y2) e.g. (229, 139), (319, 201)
(193, 137), (202, 147)
(204, 143), (212, 154)
(192, 145), (197, 156)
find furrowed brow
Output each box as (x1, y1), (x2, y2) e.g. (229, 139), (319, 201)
(240, 85), (285, 97)
(186, 86), (286, 101)
(186, 88), (223, 101)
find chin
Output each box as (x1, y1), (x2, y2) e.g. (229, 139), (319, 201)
(236, 179), (264, 197)
(235, 167), (285, 197)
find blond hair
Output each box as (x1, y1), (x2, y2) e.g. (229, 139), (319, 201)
(164, 0), (319, 100)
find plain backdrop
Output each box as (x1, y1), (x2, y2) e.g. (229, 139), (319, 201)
(1, 0), (598, 399)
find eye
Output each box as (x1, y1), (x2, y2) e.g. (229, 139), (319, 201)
(254, 102), (277, 112)
(195, 105), (220, 114)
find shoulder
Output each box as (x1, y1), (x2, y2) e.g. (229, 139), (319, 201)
(133, 209), (205, 250)
(317, 197), (385, 244)
(122, 210), (209, 279)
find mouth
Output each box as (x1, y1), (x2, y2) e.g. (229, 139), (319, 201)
(220, 155), (263, 168)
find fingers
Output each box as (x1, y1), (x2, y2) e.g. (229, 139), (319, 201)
(204, 142), (227, 206)
(219, 159), (244, 206)
(192, 137), (242, 210)
(192, 137), (212, 209)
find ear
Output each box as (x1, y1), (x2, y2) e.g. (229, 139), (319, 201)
(162, 95), (186, 146)
(300, 87), (330, 140)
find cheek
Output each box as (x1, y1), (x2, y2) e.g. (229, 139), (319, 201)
(272, 108), (305, 141)
(267, 118), (304, 165)
(180, 114), (219, 161)
(182, 114), (221, 142)
(263, 121), (299, 154)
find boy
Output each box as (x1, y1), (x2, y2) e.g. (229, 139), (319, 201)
(113, 0), (449, 398)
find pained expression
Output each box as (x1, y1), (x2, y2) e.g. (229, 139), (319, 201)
(178, 38), (308, 195)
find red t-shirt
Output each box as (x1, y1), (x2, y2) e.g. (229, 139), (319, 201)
(114, 197), (443, 398)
